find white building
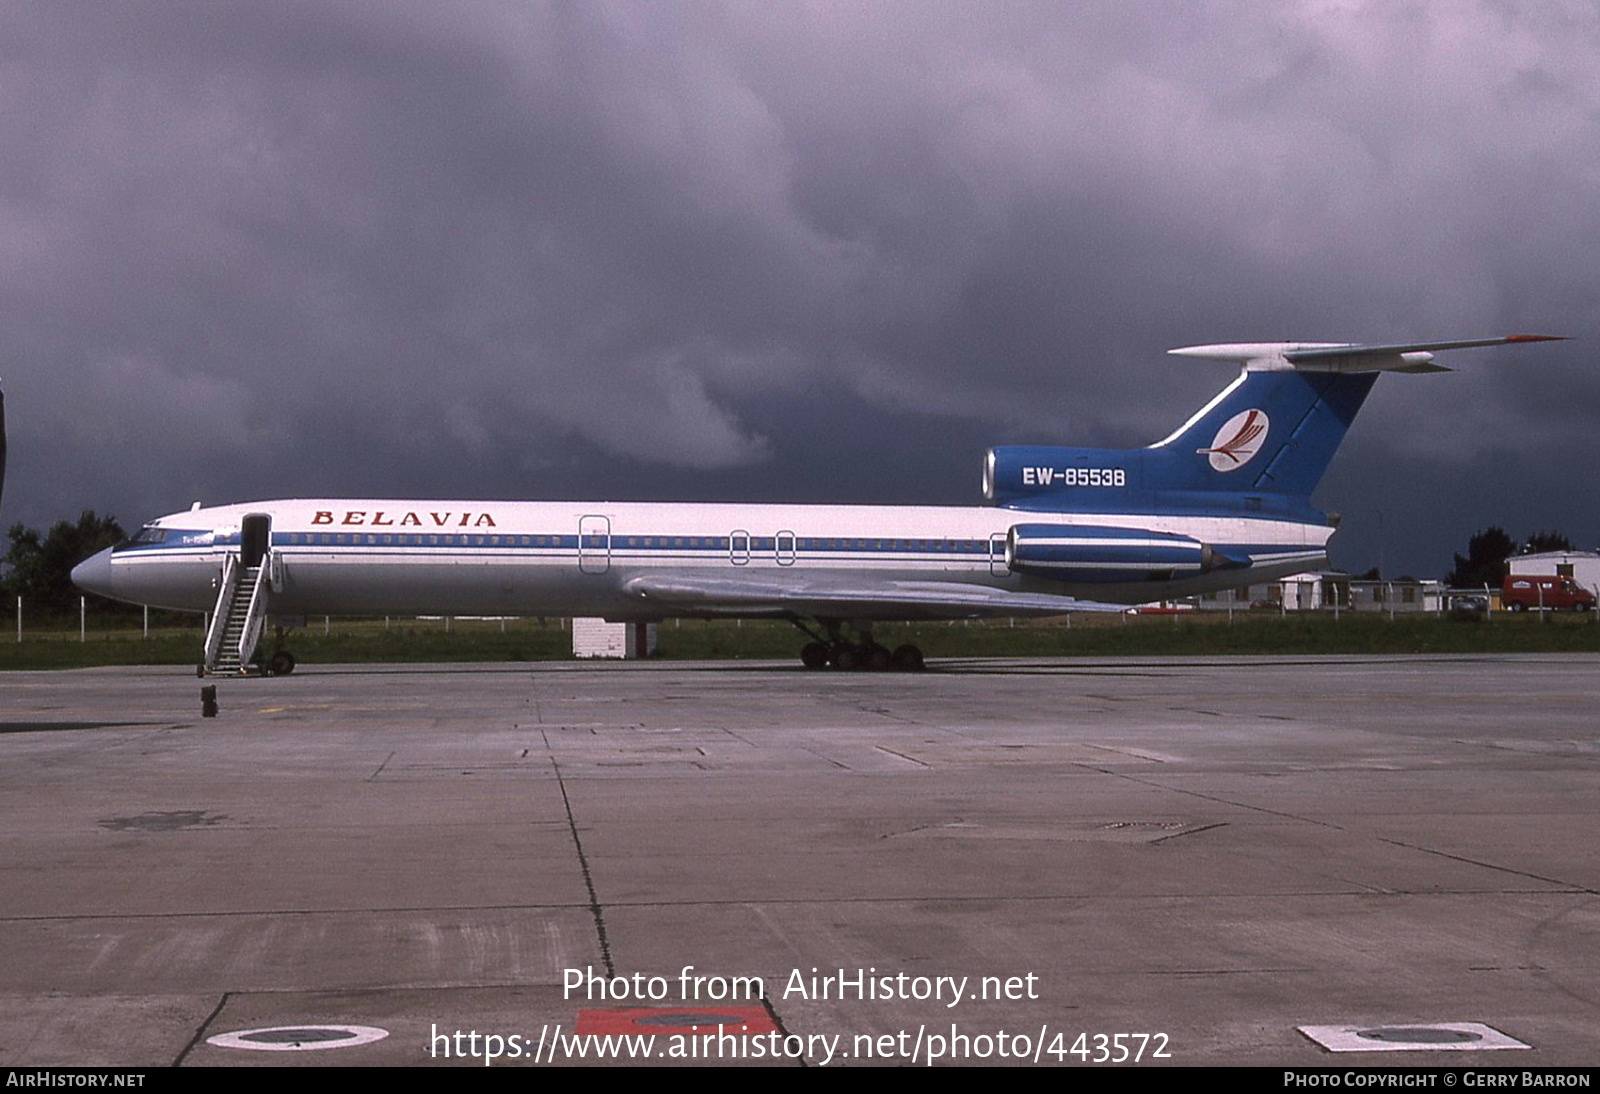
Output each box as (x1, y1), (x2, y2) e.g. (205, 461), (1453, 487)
(1508, 550), (1600, 596)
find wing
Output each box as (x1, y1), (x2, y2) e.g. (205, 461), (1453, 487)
(619, 570), (1125, 621)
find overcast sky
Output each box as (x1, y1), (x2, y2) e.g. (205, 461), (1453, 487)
(3, 1), (1596, 578)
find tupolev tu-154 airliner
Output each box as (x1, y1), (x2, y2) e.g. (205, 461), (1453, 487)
(72, 335), (1561, 674)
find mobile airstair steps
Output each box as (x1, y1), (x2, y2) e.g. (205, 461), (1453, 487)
(202, 555), (270, 676)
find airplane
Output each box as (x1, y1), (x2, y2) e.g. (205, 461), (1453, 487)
(71, 334), (1562, 674)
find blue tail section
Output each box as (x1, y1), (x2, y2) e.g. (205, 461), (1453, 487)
(982, 335), (1561, 519)
(985, 368), (1378, 519)
(1147, 368), (1378, 497)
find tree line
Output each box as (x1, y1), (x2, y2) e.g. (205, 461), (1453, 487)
(2, 511), (132, 619)
(1445, 528), (1574, 588)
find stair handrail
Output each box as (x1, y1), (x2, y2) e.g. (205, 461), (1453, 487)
(202, 553), (239, 670)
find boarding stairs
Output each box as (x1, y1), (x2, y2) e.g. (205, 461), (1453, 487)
(202, 552), (271, 676)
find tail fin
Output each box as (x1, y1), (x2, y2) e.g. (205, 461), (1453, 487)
(985, 336), (1562, 514)
(1146, 364), (1377, 497)
(1155, 336), (1564, 497)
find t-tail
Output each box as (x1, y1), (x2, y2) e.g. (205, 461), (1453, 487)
(983, 335), (1564, 520)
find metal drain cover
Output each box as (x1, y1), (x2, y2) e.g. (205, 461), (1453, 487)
(1299, 1022), (1528, 1053)
(207, 1024), (390, 1051)
(1358, 1026), (1480, 1044)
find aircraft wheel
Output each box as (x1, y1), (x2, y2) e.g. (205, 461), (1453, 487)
(1509, 602), (1527, 612)
(866, 643), (892, 671)
(800, 642), (830, 669)
(268, 650), (297, 676)
(891, 644), (925, 672)
(834, 645), (864, 671)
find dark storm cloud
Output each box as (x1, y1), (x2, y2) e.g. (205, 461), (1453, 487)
(3, 1), (1596, 577)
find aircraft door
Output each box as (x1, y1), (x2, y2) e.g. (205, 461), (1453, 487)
(241, 513), (272, 569)
(775, 530), (796, 566)
(989, 532), (1009, 576)
(729, 529), (751, 566)
(578, 515), (610, 574)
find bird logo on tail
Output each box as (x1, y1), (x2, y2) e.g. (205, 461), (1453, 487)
(1199, 408), (1268, 472)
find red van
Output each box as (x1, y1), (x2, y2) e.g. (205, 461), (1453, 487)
(1502, 575), (1596, 612)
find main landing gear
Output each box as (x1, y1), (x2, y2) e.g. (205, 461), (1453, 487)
(792, 619), (924, 672)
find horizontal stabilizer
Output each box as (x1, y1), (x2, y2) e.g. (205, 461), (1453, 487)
(1169, 335), (1565, 373)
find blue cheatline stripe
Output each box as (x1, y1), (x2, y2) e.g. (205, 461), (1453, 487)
(112, 529), (1311, 563)
(117, 532), (1007, 557)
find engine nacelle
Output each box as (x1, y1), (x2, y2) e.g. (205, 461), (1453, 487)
(1006, 523), (1237, 584)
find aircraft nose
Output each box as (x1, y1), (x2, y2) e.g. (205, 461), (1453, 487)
(71, 547), (115, 598)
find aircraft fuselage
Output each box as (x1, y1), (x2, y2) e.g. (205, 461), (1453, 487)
(81, 497), (1327, 620)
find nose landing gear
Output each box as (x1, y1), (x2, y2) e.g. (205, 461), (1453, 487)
(264, 624), (296, 676)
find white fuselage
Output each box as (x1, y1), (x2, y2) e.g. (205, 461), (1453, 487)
(83, 497), (1330, 620)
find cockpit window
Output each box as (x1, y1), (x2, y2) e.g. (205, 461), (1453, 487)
(114, 526), (168, 551)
